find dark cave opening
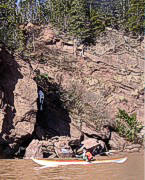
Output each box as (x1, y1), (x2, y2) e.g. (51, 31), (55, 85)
(34, 74), (71, 140)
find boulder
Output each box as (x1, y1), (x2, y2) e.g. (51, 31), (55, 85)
(41, 140), (56, 158)
(25, 22), (34, 31)
(125, 148), (140, 153)
(81, 138), (99, 150)
(2, 143), (18, 157)
(24, 139), (43, 159)
(125, 144), (141, 150)
(70, 124), (82, 139)
(54, 138), (73, 158)
(42, 140), (55, 152)
(124, 143), (142, 152)
(82, 123), (111, 142)
(77, 138), (106, 155)
(109, 132), (126, 150)
(14, 121), (35, 140)
(68, 133), (84, 153)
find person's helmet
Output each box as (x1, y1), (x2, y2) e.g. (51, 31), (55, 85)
(83, 147), (86, 152)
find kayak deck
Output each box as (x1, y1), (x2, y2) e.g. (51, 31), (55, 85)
(32, 157), (127, 167)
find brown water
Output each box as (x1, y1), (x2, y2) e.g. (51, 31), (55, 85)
(0, 152), (144, 180)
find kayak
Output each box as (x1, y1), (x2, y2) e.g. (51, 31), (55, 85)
(32, 157), (127, 168)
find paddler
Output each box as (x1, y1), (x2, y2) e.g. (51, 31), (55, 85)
(76, 147), (93, 162)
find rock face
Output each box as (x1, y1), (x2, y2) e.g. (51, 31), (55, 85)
(109, 132), (126, 151)
(33, 26), (144, 131)
(0, 44), (37, 155)
(0, 26), (143, 158)
(24, 139), (43, 159)
(38, 25), (56, 44)
(86, 30), (144, 124)
(12, 75), (37, 142)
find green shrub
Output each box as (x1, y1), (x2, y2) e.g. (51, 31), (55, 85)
(35, 73), (49, 81)
(116, 109), (143, 143)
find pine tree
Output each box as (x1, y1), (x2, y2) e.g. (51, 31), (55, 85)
(36, 0), (47, 24)
(50, 0), (71, 32)
(90, 8), (105, 36)
(126, 0), (144, 35)
(0, 0), (17, 47)
(68, 0), (92, 43)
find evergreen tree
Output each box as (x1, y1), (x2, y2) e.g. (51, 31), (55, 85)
(42, 0), (52, 22)
(50, 0), (71, 32)
(90, 8), (105, 36)
(125, 0), (144, 35)
(36, 0), (47, 24)
(0, 0), (18, 48)
(0, 0), (143, 51)
(68, 0), (92, 43)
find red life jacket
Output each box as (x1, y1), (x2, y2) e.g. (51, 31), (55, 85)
(86, 152), (93, 160)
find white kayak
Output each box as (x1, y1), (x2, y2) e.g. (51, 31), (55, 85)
(32, 157), (127, 168)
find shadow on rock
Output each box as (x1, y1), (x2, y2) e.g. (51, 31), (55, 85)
(34, 76), (71, 140)
(0, 43), (23, 145)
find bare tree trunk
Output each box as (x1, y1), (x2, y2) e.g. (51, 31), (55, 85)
(80, 44), (85, 57)
(32, 32), (35, 52)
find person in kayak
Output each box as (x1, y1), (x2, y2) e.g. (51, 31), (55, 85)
(76, 147), (93, 162)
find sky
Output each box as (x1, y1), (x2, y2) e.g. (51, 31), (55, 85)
(16, 0), (23, 8)
(16, 0), (45, 8)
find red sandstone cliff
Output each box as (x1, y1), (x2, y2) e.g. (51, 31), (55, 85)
(0, 25), (144, 158)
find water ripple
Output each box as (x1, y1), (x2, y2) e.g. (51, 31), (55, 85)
(0, 153), (143, 180)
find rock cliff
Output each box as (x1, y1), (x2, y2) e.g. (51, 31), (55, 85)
(0, 25), (143, 158)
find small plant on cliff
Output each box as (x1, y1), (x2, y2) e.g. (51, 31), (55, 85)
(115, 109), (143, 143)
(36, 73), (49, 81)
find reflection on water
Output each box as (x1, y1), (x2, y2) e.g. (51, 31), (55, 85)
(0, 152), (143, 180)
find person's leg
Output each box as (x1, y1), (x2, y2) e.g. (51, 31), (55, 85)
(83, 156), (88, 161)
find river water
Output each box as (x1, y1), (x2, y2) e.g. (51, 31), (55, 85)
(0, 152), (144, 180)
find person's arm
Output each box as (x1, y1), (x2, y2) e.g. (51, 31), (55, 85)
(76, 154), (83, 158)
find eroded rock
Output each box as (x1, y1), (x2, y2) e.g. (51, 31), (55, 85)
(124, 143), (142, 152)
(0, 27), (143, 159)
(82, 138), (98, 149)
(70, 124), (82, 139)
(24, 139), (43, 159)
(0, 45), (37, 155)
(109, 132), (126, 150)
(54, 137), (73, 158)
